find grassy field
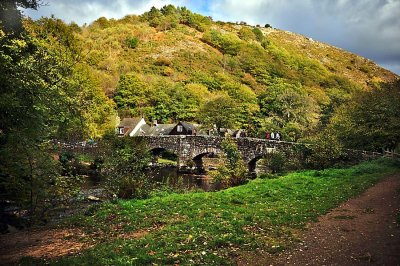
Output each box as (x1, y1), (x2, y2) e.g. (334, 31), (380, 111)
(26, 159), (399, 265)
(157, 158), (178, 166)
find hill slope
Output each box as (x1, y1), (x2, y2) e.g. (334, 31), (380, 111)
(73, 5), (398, 140)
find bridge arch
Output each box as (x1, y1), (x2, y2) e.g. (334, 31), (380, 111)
(148, 147), (178, 165)
(192, 151), (220, 172)
(248, 156), (263, 173)
(246, 147), (276, 173)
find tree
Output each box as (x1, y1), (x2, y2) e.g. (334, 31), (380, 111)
(179, 7), (212, 32)
(0, 15), (115, 219)
(100, 135), (151, 199)
(238, 27), (256, 41)
(198, 93), (241, 135)
(114, 73), (148, 116)
(211, 137), (247, 185)
(0, 0), (40, 34)
(0, 23), (78, 218)
(222, 82), (259, 129)
(63, 64), (116, 139)
(304, 130), (343, 169)
(258, 79), (320, 140)
(330, 80), (400, 152)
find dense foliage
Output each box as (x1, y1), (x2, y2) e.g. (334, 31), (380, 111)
(330, 80), (400, 151)
(0, 3), (115, 218)
(211, 137), (247, 185)
(99, 135), (151, 199)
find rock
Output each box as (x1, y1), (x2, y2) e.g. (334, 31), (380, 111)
(87, 195), (101, 202)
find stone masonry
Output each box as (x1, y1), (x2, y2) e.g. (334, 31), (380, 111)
(136, 136), (300, 171)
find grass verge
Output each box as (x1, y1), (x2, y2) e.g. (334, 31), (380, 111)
(25, 158), (400, 265)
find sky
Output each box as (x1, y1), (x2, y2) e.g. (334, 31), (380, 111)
(23, 0), (400, 75)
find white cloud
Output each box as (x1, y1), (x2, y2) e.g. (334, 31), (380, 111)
(23, 0), (190, 25)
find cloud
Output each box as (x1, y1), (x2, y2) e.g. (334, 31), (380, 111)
(207, 0), (400, 74)
(22, 0), (400, 74)
(23, 0), (190, 25)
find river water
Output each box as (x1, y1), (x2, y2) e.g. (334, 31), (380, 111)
(81, 165), (224, 196)
(149, 166), (224, 192)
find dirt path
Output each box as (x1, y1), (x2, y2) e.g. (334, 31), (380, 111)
(240, 173), (400, 265)
(0, 222), (155, 265)
(0, 228), (91, 265)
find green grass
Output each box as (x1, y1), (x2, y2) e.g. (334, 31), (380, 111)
(157, 158), (178, 165)
(30, 159), (400, 265)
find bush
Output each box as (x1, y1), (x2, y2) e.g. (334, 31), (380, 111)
(252, 28), (264, 42)
(100, 135), (151, 199)
(258, 173), (279, 179)
(268, 151), (287, 173)
(155, 56), (172, 66)
(202, 30), (242, 56)
(126, 37), (139, 49)
(238, 27), (256, 41)
(212, 137), (247, 186)
(261, 39), (270, 49)
(305, 131), (343, 169)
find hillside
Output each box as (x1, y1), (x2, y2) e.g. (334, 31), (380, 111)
(71, 5), (397, 140)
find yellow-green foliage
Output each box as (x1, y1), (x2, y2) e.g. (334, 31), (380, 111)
(69, 5), (397, 139)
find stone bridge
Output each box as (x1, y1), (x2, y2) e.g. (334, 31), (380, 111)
(136, 136), (301, 172)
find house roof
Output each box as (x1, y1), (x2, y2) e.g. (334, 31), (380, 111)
(118, 117), (143, 128)
(118, 117), (145, 136)
(147, 124), (175, 136)
(131, 124), (151, 136)
(179, 121), (197, 131)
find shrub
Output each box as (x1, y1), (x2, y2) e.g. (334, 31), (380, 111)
(261, 39), (270, 49)
(305, 131), (343, 169)
(100, 135), (151, 199)
(155, 56), (172, 66)
(126, 37), (139, 49)
(265, 151), (287, 173)
(252, 28), (264, 42)
(213, 137), (247, 186)
(238, 27), (256, 41)
(202, 30), (242, 56)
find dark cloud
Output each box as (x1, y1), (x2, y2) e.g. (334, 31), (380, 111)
(23, 0), (400, 74)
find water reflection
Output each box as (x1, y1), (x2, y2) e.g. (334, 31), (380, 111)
(148, 166), (223, 192)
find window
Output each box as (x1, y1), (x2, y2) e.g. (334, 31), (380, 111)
(118, 127), (124, 135)
(177, 125), (183, 132)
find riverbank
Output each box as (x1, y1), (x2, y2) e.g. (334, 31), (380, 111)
(1, 158), (399, 265)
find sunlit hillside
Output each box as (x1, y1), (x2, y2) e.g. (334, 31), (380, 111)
(67, 5), (398, 141)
